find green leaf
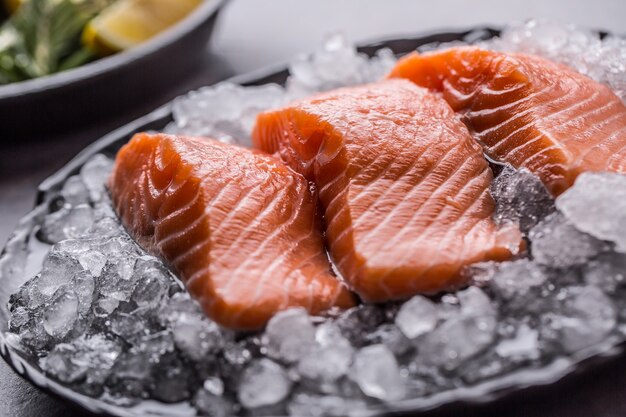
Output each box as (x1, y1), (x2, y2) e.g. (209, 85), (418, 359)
(0, 0), (114, 85)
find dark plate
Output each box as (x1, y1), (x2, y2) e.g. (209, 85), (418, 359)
(2, 27), (625, 417)
(0, 0), (226, 140)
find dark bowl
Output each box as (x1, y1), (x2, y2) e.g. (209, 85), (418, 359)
(0, 0), (226, 140)
(2, 27), (625, 417)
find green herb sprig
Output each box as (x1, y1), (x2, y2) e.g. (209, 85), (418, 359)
(0, 0), (113, 85)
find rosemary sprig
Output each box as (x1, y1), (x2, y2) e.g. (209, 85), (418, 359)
(0, 0), (113, 84)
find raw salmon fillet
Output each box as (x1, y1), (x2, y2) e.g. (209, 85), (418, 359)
(388, 46), (626, 195)
(253, 79), (521, 302)
(109, 133), (354, 330)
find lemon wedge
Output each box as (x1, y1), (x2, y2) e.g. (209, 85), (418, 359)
(82, 0), (203, 56)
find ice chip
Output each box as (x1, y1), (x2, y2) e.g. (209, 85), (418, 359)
(491, 166), (555, 233)
(61, 175), (90, 206)
(238, 359), (292, 409)
(365, 324), (413, 357)
(168, 83), (285, 146)
(40, 334), (122, 387)
(43, 289), (79, 338)
(556, 285), (617, 353)
(530, 212), (606, 268)
(77, 250), (107, 277)
(99, 257), (137, 302)
(194, 386), (232, 417)
(40, 343), (83, 383)
(350, 344), (405, 402)
(157, 291), (203, 326)
(420, 315), (497, 371)
(556, 173), (626, 252)
(72, 271), (95, 315)
(297, 329), (354, 390)
(495, 324), (539, 360)
(39, 204), (95, 244)
(395, 295), (438, 339)
(131, 258), (170, 309)
(264, 308), (316, 363)
(137, 331), (175, 360)
(583, 252), (626, 293)
(80, 154), (114, 203)
(202, 376), (225, 396)
(8, 306), (30, 332)
(150, 352), (194, 403)
(94, 297), (119, 317)
(286, 33), (396, 99)
(172, 313), (223, 361)
(458, 287), (496, 317)
(489, 259), (547, 301)
(335, 304), (385, 347)
(40, 250), (83, 285)
(88, 217), (124, 237)
(108, 312), (145, 343)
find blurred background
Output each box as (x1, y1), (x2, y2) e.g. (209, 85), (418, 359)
(1, 0), (625, 416)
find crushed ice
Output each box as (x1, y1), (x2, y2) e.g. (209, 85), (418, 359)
(3, 20), (626, 417)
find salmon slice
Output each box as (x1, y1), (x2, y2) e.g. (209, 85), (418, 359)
(253, 79), (522, 302)
(388, 46), (626, 195)
(109, 133), (354, 330)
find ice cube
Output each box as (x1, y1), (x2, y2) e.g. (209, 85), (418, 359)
(297, 326), (354, 391)
(94, 297), (119, 317)
(40, 343), (83, 383)
(80, 154), (114, 203)
(43, 289), (79, 338)
(136, 331), (175, 361)
(61, 175), (90, 206)
(263, 308), (316, 363)
(40, 334), (122, 385)
(489, 259), (547, 302)
(223, 340), (254, 368)
(37, 252), (83, 300)
(458, 286), (496, 317)
(107, 312), (145, 343)
(491, 166), (555, 233)
(88, 217), (124, 237)
(556, 173), (626, 252)
(530, 212), (606, 268)
(8, 306), (30, 332)
(72, 271), (95, 315)
(419, 315), (497, 371)
(555, 285), (617, 353)
(168, 83), (286, 146)
(131, 258), (170, 309)
(350, 344), (405, 402)
(583, 252), (626, 293)
(39, 204), (95, 244)
(99, 258), (138, 302)
(193, 385), (232, 417)
(77, 250), (106, 277)
(150, 352), (193, 403)
(335, 304), (385, 347)
(172, 313), (224, 361)
(395, 295), (438, 339)
(365, 324), (413, 357)
(238, 359), (292, 409)
(286, 33), (396, 99)
(495, 324), (540, 360)
(107, 350), (152, 398)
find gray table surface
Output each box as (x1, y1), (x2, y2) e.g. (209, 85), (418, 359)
(1, 0), (625, 415)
